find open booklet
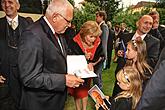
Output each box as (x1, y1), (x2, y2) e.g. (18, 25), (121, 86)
(88, 85), (111, 110)
(67, 55), (97, 78)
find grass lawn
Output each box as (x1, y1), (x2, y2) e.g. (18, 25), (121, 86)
(64, 60), (117, 110)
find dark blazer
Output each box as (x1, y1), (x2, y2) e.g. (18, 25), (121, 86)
(106, 28), (115, 69)
(136, 60), (165, 110)
(18, 17), (67, 110)
(0, 15), (30, 109)
(99, 97), (132, 110)
(100, 22), (109, 59)
(0, 15), (30, 80)
(154, 47), (165, 71)
(107, 28), (115, 55)
(111, 97), (132, 110)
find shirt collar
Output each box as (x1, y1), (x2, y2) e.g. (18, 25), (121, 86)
(132, 31), (147, 40)
(6, 15), (18, 25)
(99, 21), (105, 26)
(43, 16), (55, 34)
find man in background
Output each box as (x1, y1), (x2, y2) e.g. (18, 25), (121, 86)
(0, 0), (30, 109)
(95, 11), (109, 89)
(148, 10), (165, 54)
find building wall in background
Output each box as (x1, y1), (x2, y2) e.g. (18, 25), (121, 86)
(0, 11), (42, 21)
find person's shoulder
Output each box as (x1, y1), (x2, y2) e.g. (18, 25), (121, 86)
(0, 16), (6, 22)
(112, 97), (132, 110)
(115, 97), (132, 103)
(18, 15), (32, 24)
(102, 23), (108, 28)
(120, 32), (133, 40)
(146, 34), (160, 42)
(18, 15), (27, 21)
(159, 25), (165, 34)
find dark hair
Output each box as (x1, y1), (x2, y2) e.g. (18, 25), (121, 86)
(96, 11), (107, 21)
(148, 11), (159, 16)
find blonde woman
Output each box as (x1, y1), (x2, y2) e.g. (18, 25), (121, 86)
(67, 21), (105, 110)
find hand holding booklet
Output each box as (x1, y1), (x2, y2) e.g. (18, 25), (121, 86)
(88, 85), (111, 110)
(67, 55), (97, 78)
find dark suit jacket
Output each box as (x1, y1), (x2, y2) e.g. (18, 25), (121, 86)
(0, 15), (30, 81)
(154, 47), (165, 71)
(107, 28), (115, 54)
(0, 15), (30, 109)
(18, 17), (67, 110)
(100, 22), (109, 59)
(111, 97), (132, 110)
(136, 60), (165, 110)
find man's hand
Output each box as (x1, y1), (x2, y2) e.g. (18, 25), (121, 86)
(65, 74), (84, 88)
(0, 75), (6, 84)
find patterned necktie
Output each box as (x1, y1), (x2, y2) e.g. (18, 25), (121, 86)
(11, 20), (18, 30)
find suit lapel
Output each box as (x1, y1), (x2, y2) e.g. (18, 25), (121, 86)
(39, 17), (66, 57)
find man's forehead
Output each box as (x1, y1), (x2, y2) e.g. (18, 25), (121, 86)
(140, 16), (153, 22)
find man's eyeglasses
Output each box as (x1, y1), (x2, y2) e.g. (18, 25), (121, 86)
(58, 14), (71, 24)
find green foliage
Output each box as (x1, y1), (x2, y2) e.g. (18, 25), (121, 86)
(86, 0), (120, 21)
(68, 0), (75, 6)
(154, 1), (165, 24)
(157, 8), (165, 24)
(112, 7), (154, 31)
(72, 2), (99, 31)
(112, 9), (139, 31)
(19, 0), (42, 14)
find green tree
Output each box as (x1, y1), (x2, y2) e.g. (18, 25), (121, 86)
(19, 0), (42, 14)
(0, 0), (43, 14)
(154, 0), (165, 24)
(85, 0), (120, 21)
(72, 2), (99, 31)
(68, 0), (75, 6)
(157, 8), (165, 24)
(112, 7), (152, 31)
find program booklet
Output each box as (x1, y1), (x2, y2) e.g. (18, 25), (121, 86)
(88, 85), (111, 110)
(67, 55), (97, 78)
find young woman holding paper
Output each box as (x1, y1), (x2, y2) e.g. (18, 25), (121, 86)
(67, 21), (105, 110)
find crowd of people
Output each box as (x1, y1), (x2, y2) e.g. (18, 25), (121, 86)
(0, 0), (165, 110)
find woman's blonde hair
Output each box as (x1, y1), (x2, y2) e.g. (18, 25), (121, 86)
(116, 66), (142, 110)
(79, 21), (102, 41)
(126, 39), (152, 80)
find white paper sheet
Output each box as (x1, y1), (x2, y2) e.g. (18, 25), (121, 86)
(67, 55), (97, 78)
